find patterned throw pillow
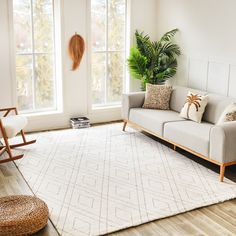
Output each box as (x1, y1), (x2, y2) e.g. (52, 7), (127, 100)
(180, 92), (209, 123)
(217, 103), (236, 125)
(226, 111), (236, 121)
(142, 84), (172, 110)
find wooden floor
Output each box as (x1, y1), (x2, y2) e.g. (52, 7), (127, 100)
(0, 128), (236, 236)
(108, 199), (236, 236)
(0, 161), (60, 236)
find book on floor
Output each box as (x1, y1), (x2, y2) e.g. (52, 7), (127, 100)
(70, 117), (90, 129)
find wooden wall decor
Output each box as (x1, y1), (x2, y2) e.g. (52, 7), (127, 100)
(68, 33), (85, 71)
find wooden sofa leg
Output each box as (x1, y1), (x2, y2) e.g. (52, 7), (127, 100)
(122, 121), (127, 131)
(220, 164), (226, 182)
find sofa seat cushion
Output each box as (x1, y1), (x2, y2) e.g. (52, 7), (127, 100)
(0, 115), (28, 138)
(129, 108), (185, 136)
(164, 121), (214, 157)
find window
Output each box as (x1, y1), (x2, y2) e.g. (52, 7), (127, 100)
(13, 0), (59, 113)
(91, 0), (127, 107)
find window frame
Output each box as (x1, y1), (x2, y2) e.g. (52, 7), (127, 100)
(90, 0), (129, 108)
(10, 0), (63, 115)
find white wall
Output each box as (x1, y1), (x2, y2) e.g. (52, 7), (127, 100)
(129, 0), (158, 92)
(0, 0), (13, 108)
(0, 0), (158, 132)
(156, 0), (236, 97)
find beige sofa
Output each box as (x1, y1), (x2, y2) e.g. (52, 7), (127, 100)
(122, 86), (236, 182)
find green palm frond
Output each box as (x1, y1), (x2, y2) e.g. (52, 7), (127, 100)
(159, 56), (177, 70)
(160, 29), (178, 42)
(155, 67), (177, 81)
(135, 31), (154, 67)
(127, 29), (181, 90)
(127, 47), (147, 80)
(135, 30), (150, 45)
(158, 42), (181, 58)
(154, 57), (177, 81)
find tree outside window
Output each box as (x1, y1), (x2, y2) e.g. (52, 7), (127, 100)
(91, 0), (127, 107)
(13, 0), (57, 113)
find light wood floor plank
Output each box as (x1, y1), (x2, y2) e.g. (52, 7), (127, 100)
(0, 162), (59, 236)
(200, 208), (236, 234)
(107, 200), (236, 236)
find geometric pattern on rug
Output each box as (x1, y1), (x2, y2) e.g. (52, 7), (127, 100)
(13, 123), (236, 236)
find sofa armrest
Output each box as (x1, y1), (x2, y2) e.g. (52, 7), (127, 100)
(122, 92), (145, 120)
(210, 121), (236, 163)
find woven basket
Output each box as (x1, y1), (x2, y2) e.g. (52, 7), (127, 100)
(0, 195), (49, 236)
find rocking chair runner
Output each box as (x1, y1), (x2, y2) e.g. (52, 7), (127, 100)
(0, 107), (36, 164)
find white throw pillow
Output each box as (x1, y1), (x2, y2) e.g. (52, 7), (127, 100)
(217, 103), (236, 125)
(180, 92), (209, 123)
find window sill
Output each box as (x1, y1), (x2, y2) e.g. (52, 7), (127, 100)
(90, 105), (121, 114)
(92, 104), (121, 111)
(22, 110), (63, 118)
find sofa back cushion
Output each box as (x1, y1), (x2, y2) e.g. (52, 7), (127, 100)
(170, 86), (206, 113)
(202, 94), (236, 124)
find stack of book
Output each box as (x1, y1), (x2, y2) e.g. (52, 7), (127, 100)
(70, 117), (90, 129)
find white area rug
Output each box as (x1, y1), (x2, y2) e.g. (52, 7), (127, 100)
(14, 123), (236, 236)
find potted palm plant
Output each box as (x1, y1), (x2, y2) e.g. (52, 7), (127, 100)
(128, 29), (181, 90)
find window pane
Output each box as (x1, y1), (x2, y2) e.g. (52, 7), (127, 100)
(16, 55), (33, 111)
(92, 53), (106, 104)
(33, 0), (53, 14)
(13, 0), (32, 53)
(13, 0), (57, 113)
(91, 0), (106, 51)
(35, 54), (55, 109)
(91, 0), (126, 107)
(108, 0), (126, 50)
(107, 52), (124, 103)
(33, 0), (54, 52)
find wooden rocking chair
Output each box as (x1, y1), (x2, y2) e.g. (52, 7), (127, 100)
(0, 107), (36, 164)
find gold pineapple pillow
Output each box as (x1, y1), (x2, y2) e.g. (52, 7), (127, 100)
(142, 84), (172, 110)
(180, 92), (209, 123)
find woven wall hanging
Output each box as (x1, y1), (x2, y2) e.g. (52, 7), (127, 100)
(68, 33), (85, 71)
